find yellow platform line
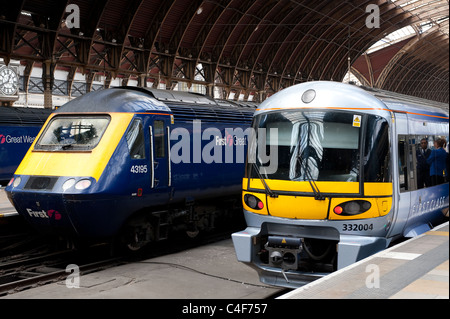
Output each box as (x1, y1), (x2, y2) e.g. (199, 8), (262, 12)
(425, 231), (449, 237)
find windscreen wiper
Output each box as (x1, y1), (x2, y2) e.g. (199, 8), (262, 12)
(297, 112), (325, 201)
(252, 163), (278, 198)
(61, 142), (76, 150)
(297, 156), (325, 201)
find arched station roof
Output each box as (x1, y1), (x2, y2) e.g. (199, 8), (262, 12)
(0, 0), (448, 103)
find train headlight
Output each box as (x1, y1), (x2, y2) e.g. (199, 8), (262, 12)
(75, 179), (92, 190)
(13, 176), (21, 188)
(244, 194), (264, 210)
(333, 200), (371, 216)
(62, 178), (76, 191)
(7, 177), (14, 187)
(301, 89), (316, 103)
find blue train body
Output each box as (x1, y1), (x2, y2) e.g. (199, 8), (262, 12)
(0, 107), (51, 183)
(6, 88), (256, 249)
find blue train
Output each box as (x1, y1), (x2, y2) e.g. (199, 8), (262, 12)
(5, 87), (256, 250)
(232, 81), (449, 287)
(0, 107), (51, 185)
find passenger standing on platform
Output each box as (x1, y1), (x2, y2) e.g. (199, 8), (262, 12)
(427, 137), (447, 186)
(416, 138), (431, 189)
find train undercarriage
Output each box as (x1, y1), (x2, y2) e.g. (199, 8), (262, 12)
(122, 197), (244, 251)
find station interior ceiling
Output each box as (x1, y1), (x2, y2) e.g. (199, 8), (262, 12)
(0, 0), (448, 104)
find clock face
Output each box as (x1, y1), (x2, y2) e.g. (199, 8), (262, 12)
(0, 66), (19, 96)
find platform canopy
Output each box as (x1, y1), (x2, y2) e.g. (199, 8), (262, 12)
(0, 0), (448, 103)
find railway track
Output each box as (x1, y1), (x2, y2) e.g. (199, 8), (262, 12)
(0, 215), (123, 296)
(0, 241), (125, 296)
(0, 256), (124, 296)
(0, 222), (244, 296)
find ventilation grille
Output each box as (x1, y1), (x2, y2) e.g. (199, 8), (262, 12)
(168, 103), (254, 124)
(0, 107), (51, 126)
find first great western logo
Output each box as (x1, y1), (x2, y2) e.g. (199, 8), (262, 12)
(26, 208), (62, 220)
(0, 133), (36, 144)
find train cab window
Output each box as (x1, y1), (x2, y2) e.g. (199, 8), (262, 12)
(35, 115), (110, 151)
(126, 119), (145, 159)
(154, 120), (165, 158)
(363, 116), (391, 182)
(252, 111), (361, 182)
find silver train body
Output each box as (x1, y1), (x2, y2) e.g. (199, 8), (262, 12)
(232, 81), (449, 288)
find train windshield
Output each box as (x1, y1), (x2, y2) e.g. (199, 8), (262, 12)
(35, 115), (111, 151)
(249, 110), (391, 184)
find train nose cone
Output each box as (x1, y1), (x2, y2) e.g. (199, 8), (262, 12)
(10, 192), (74, 236)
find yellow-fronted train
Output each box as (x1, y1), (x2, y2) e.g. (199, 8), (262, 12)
(232, 81), (449, 288)
(6, 87), (256, 251)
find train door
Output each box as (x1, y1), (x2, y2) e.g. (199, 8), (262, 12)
(388, 112), (411, 237)
(149, 115), (172, 203)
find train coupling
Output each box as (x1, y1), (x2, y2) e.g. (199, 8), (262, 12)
(266, 236), (302, 270)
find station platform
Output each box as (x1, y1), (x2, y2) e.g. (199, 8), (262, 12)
(280, 222), (449, 299)
(0, 188), (17, 218)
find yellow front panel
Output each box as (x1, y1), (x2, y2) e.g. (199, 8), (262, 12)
(375, 197), (393, 216)
(267, 195), (330, 219)
(15, 113), (134, 181)
(243, 178), (359, 194)
(364, 182), (392, 196)
(243, 178), (393, 220)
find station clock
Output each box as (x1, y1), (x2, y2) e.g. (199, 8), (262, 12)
(0, 66), (19, 96)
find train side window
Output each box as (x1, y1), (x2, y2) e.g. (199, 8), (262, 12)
(415, 135), (433, 189)
(126, 119), (145, 159)
(398, 135), (408, 192)
(427, 135), (449, 186)
(154, 120), (165, 158)
(398, 135), (446, 192)
(407, 136), (418, 191)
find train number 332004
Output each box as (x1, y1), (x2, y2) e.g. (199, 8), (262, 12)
(342, 223), (373, 231)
